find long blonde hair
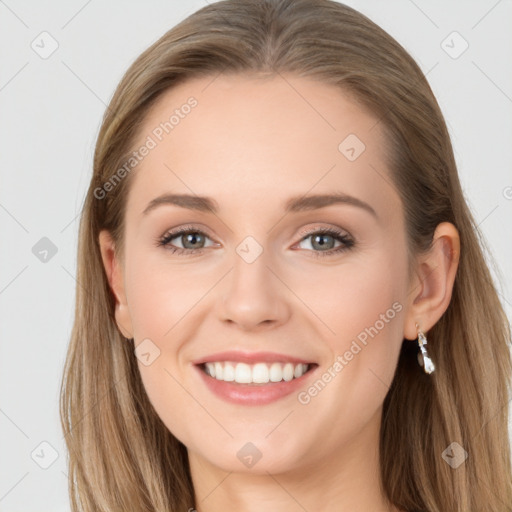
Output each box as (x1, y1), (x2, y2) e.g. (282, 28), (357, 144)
(59, 1), (512, 510)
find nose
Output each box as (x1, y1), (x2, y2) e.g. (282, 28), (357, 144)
(218, 250), (292, 331)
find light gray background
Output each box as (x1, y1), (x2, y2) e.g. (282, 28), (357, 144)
(1, 1), (511, 510)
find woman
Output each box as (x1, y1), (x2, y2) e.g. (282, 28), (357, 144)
(59, 0), (512, 510)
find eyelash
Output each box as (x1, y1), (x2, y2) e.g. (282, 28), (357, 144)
(156, 224), (355, 259)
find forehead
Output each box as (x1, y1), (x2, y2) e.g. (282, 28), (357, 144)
(125, 73), (400, 222)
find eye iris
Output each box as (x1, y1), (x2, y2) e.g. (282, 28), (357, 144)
(311, 234), (335, 250)
(182, 232), (204, 249)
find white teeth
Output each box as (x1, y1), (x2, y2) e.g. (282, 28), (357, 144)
(203, 361), (310, 384)
(269, 362), (282, 382)
(235, 363), (252, 383)
(205, 362), (215, 377)
(223, 362), (235, 381)
(252, 363), (269, 383)
(294, 364), (305, 378)
(283, 363), (294, 382)
(214, 362), (223, 380)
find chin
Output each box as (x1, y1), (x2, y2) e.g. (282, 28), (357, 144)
(191, 436), (307, 475)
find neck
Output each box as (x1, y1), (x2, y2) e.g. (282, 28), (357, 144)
(188, 407), (400, 512)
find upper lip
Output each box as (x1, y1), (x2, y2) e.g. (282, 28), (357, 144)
(191, 350), (315, 365)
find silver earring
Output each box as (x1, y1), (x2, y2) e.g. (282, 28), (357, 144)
(416, 324), (435, 374)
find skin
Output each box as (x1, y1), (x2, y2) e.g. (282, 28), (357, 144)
(99, 73), (460, 512)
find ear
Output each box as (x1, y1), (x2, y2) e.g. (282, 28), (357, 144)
(403, 222), (460, 340)
(98, 230), (134, 339)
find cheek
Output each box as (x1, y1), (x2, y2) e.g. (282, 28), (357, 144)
(124, 248), (216, 340)
(294, 252), (407, 352)
(123, 253), (214, 444)
(290, 248), (408, 414)
(303, 251), (406, 392)
(287, 255), (408, 454)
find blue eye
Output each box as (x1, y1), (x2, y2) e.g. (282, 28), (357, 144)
(156, 226), (354, 258)
(157, 226), (217, 255)
(295, 228), (354, 258)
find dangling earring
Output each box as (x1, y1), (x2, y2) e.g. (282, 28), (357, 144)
(416, 323), (435, 374)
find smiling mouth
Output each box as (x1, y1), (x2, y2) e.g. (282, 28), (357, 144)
(198, 361), (317, 385)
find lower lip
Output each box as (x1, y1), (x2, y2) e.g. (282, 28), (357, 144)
(194, 364), (317, 405)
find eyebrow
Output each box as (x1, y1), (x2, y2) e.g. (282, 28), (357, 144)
(141, 192), (377, 218)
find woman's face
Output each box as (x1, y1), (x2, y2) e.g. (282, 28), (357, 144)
(105, 73), (417, 474)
